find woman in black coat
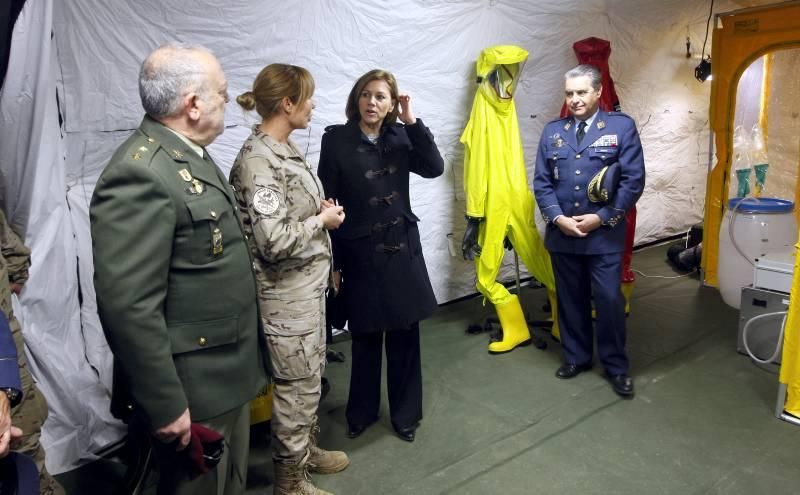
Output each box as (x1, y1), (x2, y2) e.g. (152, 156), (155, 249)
(317, 69), (443, 442)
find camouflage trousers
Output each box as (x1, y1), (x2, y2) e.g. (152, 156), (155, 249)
(10, 316), (65, 495)
(262, 294), (326, 464)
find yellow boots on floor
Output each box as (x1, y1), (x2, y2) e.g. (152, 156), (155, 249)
(488, 295), (531, 354)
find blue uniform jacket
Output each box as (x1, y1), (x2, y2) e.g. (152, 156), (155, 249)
(0, 310), (21, 405)
(533, 110), (645, 255)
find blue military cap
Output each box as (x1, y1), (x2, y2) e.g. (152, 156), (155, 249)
(0, 452), (39, 495)
(588, 161), (621, 204)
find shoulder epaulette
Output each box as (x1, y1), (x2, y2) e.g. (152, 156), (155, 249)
(546, 116), (570, 125)
(607, 111), (634, 120)
(126, 135), (159, 163)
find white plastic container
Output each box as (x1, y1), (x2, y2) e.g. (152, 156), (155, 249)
(718, 198), (797, 309)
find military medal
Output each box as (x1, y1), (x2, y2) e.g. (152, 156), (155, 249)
(178, 169), (193, 182)
(556, 138), (564, 148)
(212, 227), (223, 255)
(191, 179), (204, 194)
(590, 135), (618, 148)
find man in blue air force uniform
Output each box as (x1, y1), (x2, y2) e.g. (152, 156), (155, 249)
(533, 64), (645, 397)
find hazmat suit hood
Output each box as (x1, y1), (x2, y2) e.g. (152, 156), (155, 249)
(476, 45), (528, 113)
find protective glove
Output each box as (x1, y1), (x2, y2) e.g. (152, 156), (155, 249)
(461, 216), (483, 260)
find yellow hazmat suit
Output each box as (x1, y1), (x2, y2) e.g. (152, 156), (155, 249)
(460, 45), (559, 353)
(779, 241), (800, 416)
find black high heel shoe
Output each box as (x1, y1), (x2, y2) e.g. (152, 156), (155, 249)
(346, 417), (377, 438)
(393, 423), (418, 442)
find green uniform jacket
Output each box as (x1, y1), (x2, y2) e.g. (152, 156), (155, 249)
(91, 116), (268, 429)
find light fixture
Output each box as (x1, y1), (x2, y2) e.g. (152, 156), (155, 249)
(696, 0), (715, 83)
(695, 56), (712, 82)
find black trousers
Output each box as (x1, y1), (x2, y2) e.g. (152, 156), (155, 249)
(346, 323), (422, 430)
(550, 251), (629, 376)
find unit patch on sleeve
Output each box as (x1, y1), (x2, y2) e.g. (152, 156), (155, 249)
(252, 187), (280, 216)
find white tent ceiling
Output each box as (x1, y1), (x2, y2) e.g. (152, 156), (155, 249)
(0, 0), (778, 473)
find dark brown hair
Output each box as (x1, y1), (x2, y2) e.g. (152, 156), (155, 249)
(345, 69), (399, 125)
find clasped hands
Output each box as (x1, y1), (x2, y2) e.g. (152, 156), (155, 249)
(320, 198), (345, 230)
(554, 213), (601, 237)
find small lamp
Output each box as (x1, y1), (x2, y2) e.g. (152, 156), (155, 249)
(695, 56), (712, 82)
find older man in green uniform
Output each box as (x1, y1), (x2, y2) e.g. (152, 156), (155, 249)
(90, 44), (268, 495)
(0, 210), (64, 495)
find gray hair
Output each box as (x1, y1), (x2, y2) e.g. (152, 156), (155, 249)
(138, 43), (214, 118)
(565, 64), (602, 91)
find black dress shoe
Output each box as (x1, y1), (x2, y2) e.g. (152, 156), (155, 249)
(346, 418), (377, 438)
(347, 423), (367, 438)
(392, 423), (418, 442)
(555, 362), (592, 379)
(608, 374), (634, 398)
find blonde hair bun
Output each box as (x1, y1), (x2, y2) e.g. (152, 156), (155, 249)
(236, 91), (257, 111)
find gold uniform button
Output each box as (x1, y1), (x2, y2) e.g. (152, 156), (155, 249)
(147, 138), (155, 143)
(575, 170), (581, 175)
(210, 210), (217, 219)
(127, 403), (134, 411)
(574, 202), (580, 207)
(601, 155), (606, 159)
(198, 337), (208, 347)
(574, 185), (580, 191)
(575, 154), (582, 159)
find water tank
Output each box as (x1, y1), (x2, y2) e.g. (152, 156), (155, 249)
(718, 198), (797, 309)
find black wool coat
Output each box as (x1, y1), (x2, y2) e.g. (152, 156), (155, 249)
(318, 118), (444, 334)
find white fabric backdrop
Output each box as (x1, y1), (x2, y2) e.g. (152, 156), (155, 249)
(1, 0), (776, 472)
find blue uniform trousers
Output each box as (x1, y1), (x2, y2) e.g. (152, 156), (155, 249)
(551, 252), (629, 375)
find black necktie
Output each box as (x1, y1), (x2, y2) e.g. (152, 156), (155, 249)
(576, 120), (587, 146)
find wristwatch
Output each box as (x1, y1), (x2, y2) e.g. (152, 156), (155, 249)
(1, 387), (21, 407)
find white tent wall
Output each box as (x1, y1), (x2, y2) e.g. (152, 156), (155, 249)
(0, 0), (125, 475)
(0, 0), (776, 473)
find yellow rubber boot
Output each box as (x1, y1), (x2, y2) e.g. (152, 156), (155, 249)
(785, 382), (800, 418)
(547, 290), (560, 341)
(488, 294), (531, 354)
(622, 281), (635, 315)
